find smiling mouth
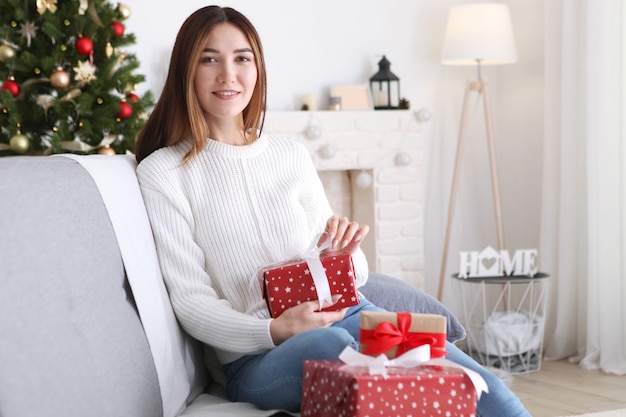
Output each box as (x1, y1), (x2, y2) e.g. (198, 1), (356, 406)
(213, 91), (239, 98)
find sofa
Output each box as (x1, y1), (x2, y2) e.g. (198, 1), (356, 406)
(0, 155), (465, 417)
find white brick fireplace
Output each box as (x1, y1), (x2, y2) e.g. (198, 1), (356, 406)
(263, 110), (429, 288)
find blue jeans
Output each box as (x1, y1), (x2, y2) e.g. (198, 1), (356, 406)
(224, 299), (531, 417)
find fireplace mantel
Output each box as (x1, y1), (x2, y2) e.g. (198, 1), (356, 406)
(263, 110), (429, 288)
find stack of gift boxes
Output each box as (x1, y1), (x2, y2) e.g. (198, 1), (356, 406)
(260, 251), (482, 417)
(302, 311), (479, 417)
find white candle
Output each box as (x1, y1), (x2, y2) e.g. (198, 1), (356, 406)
(302, 94), (318, 111)
(376, 90), (388, 107)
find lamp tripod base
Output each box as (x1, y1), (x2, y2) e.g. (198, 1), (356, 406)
(437, 77), (505, 301)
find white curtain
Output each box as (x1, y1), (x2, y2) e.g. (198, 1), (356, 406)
(542, 0), (626, 374)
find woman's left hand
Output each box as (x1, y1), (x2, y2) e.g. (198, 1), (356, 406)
(317, 215), (369, 254)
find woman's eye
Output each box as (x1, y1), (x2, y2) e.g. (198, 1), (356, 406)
(237, 55), (253, 63)
(200, 56), (216, 63)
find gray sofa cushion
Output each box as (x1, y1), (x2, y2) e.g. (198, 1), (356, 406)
(0, 157), (162, 417)
(360, 272), (466, 342)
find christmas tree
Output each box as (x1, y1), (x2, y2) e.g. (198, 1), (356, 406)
(0, 0), (154, 155)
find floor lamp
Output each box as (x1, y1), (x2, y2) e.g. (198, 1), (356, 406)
(436, 3), (517, 301)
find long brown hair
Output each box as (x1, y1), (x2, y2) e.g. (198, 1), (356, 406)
(135, 6), (267, 163)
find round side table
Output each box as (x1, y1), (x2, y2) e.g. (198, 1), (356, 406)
(452, 273), (549, 374)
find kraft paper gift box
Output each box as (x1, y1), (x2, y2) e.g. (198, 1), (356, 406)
(359, 311), (448, 359)
(301, 359), (477, 417)
(260, 252), (360, 318)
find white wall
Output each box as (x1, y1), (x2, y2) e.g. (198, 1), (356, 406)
(123, 0), (544, 306)
(124, 0), (448, 111)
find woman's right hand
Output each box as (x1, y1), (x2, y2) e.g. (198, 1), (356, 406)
(269, 296), (348, 345)
(317, 215), (369, 255)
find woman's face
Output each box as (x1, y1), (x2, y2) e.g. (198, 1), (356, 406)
(194, 23), (258, 123)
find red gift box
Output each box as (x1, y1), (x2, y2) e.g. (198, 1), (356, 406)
(260, 253), (360, 318)
(302, 360), (477, 417)
(359, 311), (448, 359)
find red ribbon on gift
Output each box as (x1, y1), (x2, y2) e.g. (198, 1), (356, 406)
(359, 312), (447, 358)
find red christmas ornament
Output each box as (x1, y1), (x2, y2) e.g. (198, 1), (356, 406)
(126, 92), (139, 103)
(111, 21), (125, 37)
(76, 37), (93, 56)
(1, 78), (19, 97)
(116, 100), (132, 120)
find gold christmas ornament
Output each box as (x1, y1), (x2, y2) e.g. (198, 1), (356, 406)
(50, 68), (70, 88)
(118, 3), (131, 19)
(0, 44), (16, 62)
(105, 42), (113, 58)
(97, 145), (116, 155)
(10, 132), (30, 153)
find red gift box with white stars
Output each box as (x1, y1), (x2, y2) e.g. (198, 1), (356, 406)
(301, 360), (477, 417)
(260, 253), (360, 318)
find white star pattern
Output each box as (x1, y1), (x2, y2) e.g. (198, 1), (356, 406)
(301, 362), (477, 417)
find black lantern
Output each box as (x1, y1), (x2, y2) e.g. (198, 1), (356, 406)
(369, 55), (400, 110)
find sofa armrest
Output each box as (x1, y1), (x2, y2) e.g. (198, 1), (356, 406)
(0, 156), (162, 417)
(360, 272), (466, 342)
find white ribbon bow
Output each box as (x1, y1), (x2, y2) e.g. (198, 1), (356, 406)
(338, 345), (489, 400)
(301, 235), (333, 310)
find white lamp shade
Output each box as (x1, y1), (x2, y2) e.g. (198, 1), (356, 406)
(441, 3), (517, 66)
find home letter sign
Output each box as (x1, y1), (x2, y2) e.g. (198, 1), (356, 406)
(458, 246), (538, 278)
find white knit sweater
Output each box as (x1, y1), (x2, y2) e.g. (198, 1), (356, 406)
(136, 134), (369, 364)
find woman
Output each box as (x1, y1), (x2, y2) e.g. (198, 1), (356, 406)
(135, 6), (531, 416)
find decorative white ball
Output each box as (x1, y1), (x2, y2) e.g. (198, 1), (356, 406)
(318, 144), (336, 159)
(414, 108), (433, 123)
(395, 152), (412, 166)
(355, 171), (372, 188)
(306, 124), (322, 140)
